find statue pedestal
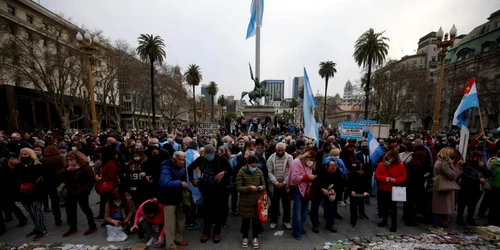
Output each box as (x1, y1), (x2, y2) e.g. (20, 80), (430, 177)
(242, 105), (275, 121)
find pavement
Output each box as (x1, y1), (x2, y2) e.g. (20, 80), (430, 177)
(0, 192), (494, 250)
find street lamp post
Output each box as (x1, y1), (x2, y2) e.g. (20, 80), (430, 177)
(76, 32), (100, 137)
(432, 24), (457, 135)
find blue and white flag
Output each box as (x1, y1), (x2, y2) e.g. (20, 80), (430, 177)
(185, 149), (202, 204)
(452, 78), (480, 128)
(367, 131), (385, 164)
(246, 0), (264, 39)
(303, 68), (319, 147)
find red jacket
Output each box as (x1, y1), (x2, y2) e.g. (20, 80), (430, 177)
(374, 162), (407, 192)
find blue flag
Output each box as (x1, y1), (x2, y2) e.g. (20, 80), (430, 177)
(246, 0), (264, 39)
(303, 68), (319, 147)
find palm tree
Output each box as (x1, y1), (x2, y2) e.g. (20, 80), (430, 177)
(318, 61), (337, 125)
(289, 97), (299, 123)
(136, 34), (166, 129)
(217, 95), (227, 124)
(207, 81), (218, 122)
(353, 28), (389, 119)
(183, 64), (203, 127)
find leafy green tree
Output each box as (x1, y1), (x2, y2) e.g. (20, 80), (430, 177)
(318, 61), (337, 125)
(353, 28), (389, 119)
(183, 64), (203, 127)
(207, 81), (218, 122)
(136, 34), (166, 128)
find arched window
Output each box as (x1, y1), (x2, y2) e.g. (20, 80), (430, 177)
(456, 48), (474, 61)
(481, 41), (495, 53)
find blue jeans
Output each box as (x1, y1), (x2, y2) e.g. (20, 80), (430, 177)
(291, 186), (309, 239)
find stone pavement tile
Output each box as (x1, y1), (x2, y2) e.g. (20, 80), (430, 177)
(0, 192), (491, 249)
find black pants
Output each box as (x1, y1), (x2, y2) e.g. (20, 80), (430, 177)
(350, 196), (365, 225)
(310, 195), (335, 229)
(66, 194), (96, 230)
(488, 187), (500, 225)
(378, 191), (397, 226)
(2, 198), (27, 222)
(203, 193), (228, 235)
(48, 187), (61, 222)
(98, 193), (110, 218)
(403, 191), (419, 224)
(231, 188), (238, 213)
(241, 217), (260, 239)
(270, 187), (290, 224)
(457, 189), (482, 221)
(478, 190), (491, 215)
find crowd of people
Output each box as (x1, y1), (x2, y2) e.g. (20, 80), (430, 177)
(0, 128), (500, 249)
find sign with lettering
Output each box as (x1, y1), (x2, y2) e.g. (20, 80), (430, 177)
(340, 124), (364, 139)
(198, 123), (218, 136)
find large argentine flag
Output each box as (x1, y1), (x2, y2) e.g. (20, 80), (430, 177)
(367, 131), (385, 164)
(303, 68), (319, 147)
(452, 78), (480, 127)
(246, 0), (264, 39)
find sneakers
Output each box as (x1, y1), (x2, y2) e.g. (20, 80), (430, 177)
(63, 229), (78, 237)
(325, 227), (338, 233)
(269, 223), (277, 230)
(33, 232), (49, 241)
(26, 230), (38, 238)
(339, 201), (346, 207)
(84, 228), (97, 236)
(174, 240), (189, 246)
(213, 234), (221, 244)
(252, 238), (260, 249)
(146, 237), (156, 246)
(200, 234), (209, 243)
(283, 223), (292, 230)
(187, 223), (200, 230)
(242, 238), (249, 248)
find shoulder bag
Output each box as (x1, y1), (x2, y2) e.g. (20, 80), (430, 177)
(433, 162), (460, 192)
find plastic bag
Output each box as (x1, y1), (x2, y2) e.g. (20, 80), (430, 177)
(258, 191), (268, 222)
(106, 225), (128, 242)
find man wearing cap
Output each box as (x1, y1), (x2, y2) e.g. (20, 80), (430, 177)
(188, 145), (232, 244)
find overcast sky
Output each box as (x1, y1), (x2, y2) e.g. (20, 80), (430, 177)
(41, 0), (499, 100)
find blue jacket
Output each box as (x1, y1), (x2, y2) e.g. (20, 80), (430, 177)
(159, 159), (187, 206)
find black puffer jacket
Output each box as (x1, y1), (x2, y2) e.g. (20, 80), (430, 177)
(14, 162), (48, 202)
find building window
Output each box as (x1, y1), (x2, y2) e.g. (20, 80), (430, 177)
(7, 5), (16, 15)
(26, 14), (34, 24)
(483, 46), (490, 53)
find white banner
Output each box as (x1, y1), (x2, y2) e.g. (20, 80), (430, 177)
(459, 125), (469, 160)
(198, 123), (218, 136)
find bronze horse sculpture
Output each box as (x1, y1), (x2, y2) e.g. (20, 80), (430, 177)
(241, 63), (272, 105)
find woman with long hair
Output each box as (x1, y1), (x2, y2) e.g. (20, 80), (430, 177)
(374, 149), (407, 232)
(402, 151), (426, 226)
(60, 151), (97, 237)
(96, 146), (119, 219)
(40, 145), (64, 226)
(288, 150), (317, 240)
(8, 148), (49, 240)
(431, 147), (462, 231)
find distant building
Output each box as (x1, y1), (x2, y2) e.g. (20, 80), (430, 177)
(292, 77), (304, 98)
(265, 79), (285, 101)
(226, 95), (236, 113)
(200, 84), (216, 103)
(341, 80), (364, 106)
(440, 9), (500, 133)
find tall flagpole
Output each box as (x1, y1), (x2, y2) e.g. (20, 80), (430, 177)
(255, 0), (263, 105)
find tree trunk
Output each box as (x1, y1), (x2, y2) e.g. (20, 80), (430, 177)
(212, 95), (215, 122)
(364, 58), (372, 120)
(323, 78), (328, 126)
(192, 85), (197, 128)
(150, 58), (156, 129)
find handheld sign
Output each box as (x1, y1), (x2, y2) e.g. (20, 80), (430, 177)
(198, 123), (218, 136)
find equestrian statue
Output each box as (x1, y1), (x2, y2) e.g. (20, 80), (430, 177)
(241, 63), (272, 105)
